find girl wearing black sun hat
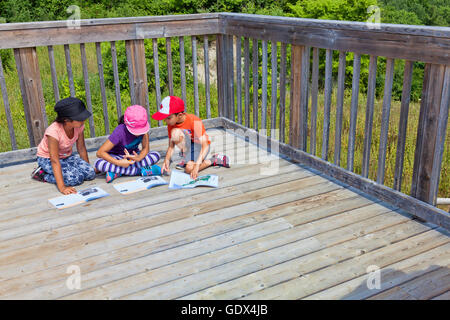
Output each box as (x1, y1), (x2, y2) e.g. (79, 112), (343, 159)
(31, 97), (96, 195)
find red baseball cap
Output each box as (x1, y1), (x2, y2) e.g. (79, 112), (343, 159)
(152, 96), (185, 120)
(124, 105), (150, 135)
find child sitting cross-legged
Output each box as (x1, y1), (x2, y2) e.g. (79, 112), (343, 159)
(94, 105), (161, 183)
(152, 96), (230, 179)
(31, 97), (96, 194)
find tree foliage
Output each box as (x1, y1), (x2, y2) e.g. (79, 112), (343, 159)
(0, 0), (448, 102)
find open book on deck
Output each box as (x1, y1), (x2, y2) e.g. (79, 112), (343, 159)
(113, 176), (168, 195)
(48, 186), (109, 209)
(168, 170), (219, 189)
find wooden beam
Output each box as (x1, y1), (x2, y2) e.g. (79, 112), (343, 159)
(14, 47), (47, 148)
(0, 15), (221, 50)
(222, 13), (450, 65)
(125, 40), (149, 116)
(411, 63), (449, 205)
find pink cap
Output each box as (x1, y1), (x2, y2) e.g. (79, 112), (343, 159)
(124, 105), (150, 135)
(152, 96), (185, 120)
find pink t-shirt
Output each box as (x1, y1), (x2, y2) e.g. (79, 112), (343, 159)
(36, 122), (85, 159)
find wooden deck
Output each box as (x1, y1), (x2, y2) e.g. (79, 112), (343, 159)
(0, 128), (448, 300)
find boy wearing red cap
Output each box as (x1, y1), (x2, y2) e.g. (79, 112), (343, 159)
(95, 105), (161, 183)
(152, 96), (229, 179)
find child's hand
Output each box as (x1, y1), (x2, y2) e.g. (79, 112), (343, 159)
(161, 161), (171, 175)
(117, 158), (134, 168)
(190, 163), (200, 180)
(124, 149), (140, 162)
(60, 186), (77, 195)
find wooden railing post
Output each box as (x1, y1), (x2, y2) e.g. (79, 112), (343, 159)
(289, 45), (307, 150)
(125, 40), (149, 115)
(411, 63), (450, 205)
(14, 47), (47, 147)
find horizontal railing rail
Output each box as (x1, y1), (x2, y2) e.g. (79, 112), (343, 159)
(0, 13), (448, 227)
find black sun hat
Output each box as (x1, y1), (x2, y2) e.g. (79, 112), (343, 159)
(54, 97), (91, 121)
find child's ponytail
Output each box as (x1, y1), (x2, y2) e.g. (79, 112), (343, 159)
(118, 115), (124, 125)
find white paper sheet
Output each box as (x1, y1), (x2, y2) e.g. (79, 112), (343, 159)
(48, 186), (109, 209)
(168, 170), (219, 189)
(113, 176), (168, 194)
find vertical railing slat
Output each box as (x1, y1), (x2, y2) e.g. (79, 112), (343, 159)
(126, 40), (149, 123)
(179, 36), (187, 105)
(64, 44), (76, 97)
(0, 54), (17, 150)
(261, 40), (268, 131)
(204, 35), (211, 119)
(300, 46), (310, 151)
(227, 35), (235, 121)
(321, 49), (333, 160)
(47, 46), (60, 103)
(125, 41), (135, 104)
(270, 41), (278, 135)
(236, 36), (242, 124)
(334, 51), (346, 165)
(192, 36), (199, 117)
(310, 47), (319, 156)
(252, 38), (259, 130)
(376, 57), (395, 184)
(166, 37), (174, 96)
(244, 37), (250, 128)
(347, 53), (361, 172)
(216, 35), (226, 118)
(361, 55), (378, 178)
(279, 43), (287, 144)
(153, 38), (162, 126)
(110, 41), (122, 119)
(96, 42), (110, 135)
(393, 60), (413, 191)
(290, 45), (303, 149)
(80, 43), (95, 137)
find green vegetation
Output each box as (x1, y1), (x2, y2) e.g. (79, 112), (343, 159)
(0, 0), (448, 202)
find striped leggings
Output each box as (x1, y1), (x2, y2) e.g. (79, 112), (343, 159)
(94, 151), (160, 176)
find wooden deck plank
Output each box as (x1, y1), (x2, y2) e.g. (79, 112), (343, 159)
(0, 158), (299, 242)
(62, 198), (386, 300)
(0, 169), (322, 280)
(0, 185), (354, 298)
(241, 227), (449, 299)
(304, 242), (450, 299)
(0, 164), (310, 256)
(182, 216), (429, 300)
(0, 148), (285, 223)
(368, 264), (450, 300)
(121, 207), (419, 300)
(0, 138), (279, 219)
(0, 133), (276, 215)
(431, 290), (450, 300)
(3, 179), (346, 298)
(1, 127), (447, 300)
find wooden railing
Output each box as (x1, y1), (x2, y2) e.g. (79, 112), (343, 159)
(0, 13), (448, 217)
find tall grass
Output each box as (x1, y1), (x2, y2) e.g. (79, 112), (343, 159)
(0, 43), (448, 208)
